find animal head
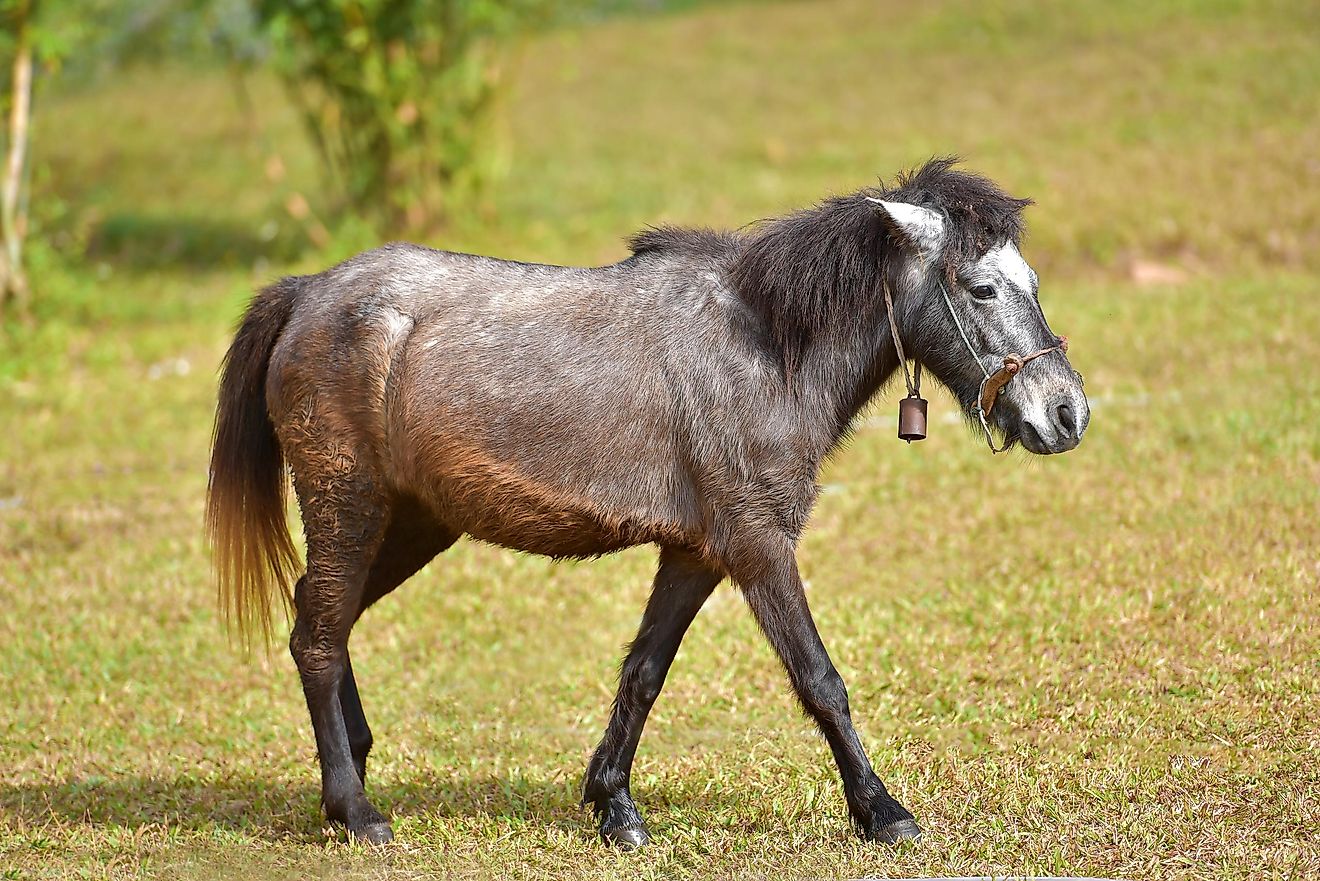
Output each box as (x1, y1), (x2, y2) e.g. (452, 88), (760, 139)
(870, 161), (1089, 455)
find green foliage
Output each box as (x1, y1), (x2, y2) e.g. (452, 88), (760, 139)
(255, 0), (547, 232)
(0, 0), (124, 311)
(66, 0), (262, 70)
(0, 0), (118, 74)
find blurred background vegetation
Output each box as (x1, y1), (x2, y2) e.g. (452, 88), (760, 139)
(1, 2), (1317, 879)
(0, 0), (1315, 328)
(0, 0), (698, 310)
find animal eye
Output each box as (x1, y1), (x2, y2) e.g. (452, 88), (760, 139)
(970, 284), (997, 300)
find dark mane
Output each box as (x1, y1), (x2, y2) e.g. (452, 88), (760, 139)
(727, 157), (1032, 370)
(628, 226), (738, 261)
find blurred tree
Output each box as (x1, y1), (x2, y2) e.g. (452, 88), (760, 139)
(254, 0), (545, 233)
(0, 0), (114, 313)
(0, 0), (35, 310)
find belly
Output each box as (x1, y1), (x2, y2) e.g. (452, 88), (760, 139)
(462, 504), (643, 558)
(425, 464), (685, 558)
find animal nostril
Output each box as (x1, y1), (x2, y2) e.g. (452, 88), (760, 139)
(1056, 403), (1076, 437)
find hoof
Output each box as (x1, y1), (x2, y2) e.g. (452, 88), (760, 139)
(601, 824), (650, 850)
(870, 817), (922, 845)
(348, 820), (395, 846)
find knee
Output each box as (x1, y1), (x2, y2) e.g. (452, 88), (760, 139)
(288, 621), (344, 682)
(624, 656), (666, 707)
(801, 666), (850, 720)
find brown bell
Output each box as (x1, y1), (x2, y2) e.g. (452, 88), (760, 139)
(897, 395), (928, 443)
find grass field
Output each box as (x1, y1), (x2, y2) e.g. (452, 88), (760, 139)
(2, 0), (1319, 878)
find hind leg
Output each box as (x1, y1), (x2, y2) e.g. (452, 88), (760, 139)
(340, 501), (458, 784)
(339, 655), (372, 786)
(287, 456), (395, 844)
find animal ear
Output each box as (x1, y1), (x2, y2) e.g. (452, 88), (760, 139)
(866, 198), (945, 257)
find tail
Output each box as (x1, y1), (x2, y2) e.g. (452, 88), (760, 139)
(206, 278), (302, 646)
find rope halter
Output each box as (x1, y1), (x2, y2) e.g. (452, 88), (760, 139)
(936, 279), (1069, 453)
(883, 276), (1070, 454)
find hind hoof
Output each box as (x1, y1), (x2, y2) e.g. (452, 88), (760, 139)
(870, 817), (922, 845)
(601, 824), (650, 850)
(348, 820), (395, 845)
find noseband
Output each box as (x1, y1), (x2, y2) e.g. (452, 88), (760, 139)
(883, 277), (1069, 454)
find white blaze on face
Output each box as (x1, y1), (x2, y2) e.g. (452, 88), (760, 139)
(982, 242), (1034, 293)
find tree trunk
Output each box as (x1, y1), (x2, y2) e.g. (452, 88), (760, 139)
(1, 2), (33, 312)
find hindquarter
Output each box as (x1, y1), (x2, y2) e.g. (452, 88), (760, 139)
(265, 269), (414, 478)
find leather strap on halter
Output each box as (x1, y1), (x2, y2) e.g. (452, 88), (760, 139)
(882, 278), (921, 400)
(978, 336), (1069, 416)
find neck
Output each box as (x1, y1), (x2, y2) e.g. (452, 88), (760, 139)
(795, 282), (909, 456)
(728, 198), (917, 457)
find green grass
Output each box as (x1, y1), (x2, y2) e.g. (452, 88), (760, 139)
(2, 0), (1319, 878)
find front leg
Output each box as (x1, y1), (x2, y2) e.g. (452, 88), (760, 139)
(730, 538), (921, 844)
(584, 546), (721, 848)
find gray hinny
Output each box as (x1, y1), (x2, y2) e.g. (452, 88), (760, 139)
(206, 158), (1088, 849)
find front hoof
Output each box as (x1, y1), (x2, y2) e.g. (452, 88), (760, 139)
(348, 820), (395, 845)
(601, 824), (650, 850)
(869, 817), (922, 845)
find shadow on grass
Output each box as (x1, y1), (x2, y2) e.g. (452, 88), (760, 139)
(0, 775), (326, 841)
(0, 771), (754, 842)
(85, 212), (309, 271)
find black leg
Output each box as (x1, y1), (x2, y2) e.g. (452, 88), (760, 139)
(339, 654), (372, 785)
(584, 546), (721, 849)
(284, 461), (399, 846)
(732, 540), (920, 844)
(290, 560), (393, 845)
(339, 509), (458, 787)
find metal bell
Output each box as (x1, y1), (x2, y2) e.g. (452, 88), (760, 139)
(897, 395), (928, 443)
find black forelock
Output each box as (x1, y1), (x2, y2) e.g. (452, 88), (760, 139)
(880, 156), (1033, 270)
